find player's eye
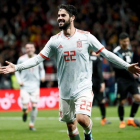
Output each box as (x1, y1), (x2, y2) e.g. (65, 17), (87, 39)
(62, 14), (65, 17)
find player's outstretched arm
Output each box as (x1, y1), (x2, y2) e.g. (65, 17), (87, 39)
(100, 49), (140, 76)
(88, 33), (140, 76)
(0, 55), (45, 74)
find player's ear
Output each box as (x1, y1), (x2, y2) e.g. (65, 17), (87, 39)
(71, 15), (75, 22)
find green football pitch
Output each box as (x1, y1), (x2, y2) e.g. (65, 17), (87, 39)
(0, 106), (140, 140)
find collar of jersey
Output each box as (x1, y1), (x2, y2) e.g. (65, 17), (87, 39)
(62, 28), (76, 40)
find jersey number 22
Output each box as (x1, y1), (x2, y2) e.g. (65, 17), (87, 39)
(64, 51), (76, 61)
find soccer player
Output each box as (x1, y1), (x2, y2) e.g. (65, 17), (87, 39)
(0, 4), (140, 140)
(15, 43), (45, 131)
(90, 51), (111, 125)
(113, 32), (140, 128)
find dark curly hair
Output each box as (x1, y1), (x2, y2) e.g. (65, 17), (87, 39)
(58, 4), (78, 19)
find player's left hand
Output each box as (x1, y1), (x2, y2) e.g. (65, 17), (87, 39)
(128, 63), (140, 76)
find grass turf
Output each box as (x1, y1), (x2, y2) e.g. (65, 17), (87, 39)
(0, 106), (140, 140)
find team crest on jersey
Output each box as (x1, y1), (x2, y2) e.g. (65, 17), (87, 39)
(77, 40), (82, 48)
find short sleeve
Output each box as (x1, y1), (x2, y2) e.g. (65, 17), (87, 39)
(88, 33), (105, 54)
(39, 38), (55, 59)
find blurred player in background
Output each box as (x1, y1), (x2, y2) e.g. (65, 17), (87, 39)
(1, 4), (140, 140)
(15, 43), (45, 131)
(113, 32), (140, 128)
(90, 51), (111, 125)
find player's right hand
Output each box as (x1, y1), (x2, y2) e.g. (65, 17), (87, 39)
(0, 61), (15, 74)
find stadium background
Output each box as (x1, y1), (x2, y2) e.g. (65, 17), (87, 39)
(0, 0), (140, 108)
(0, 1), (140, 140)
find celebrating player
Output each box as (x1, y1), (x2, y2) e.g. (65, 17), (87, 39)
(113, 32), (140, 128)
(15, 43), (45, 131)
(90, 51), (111, 125)
(0, 4), (140, 140)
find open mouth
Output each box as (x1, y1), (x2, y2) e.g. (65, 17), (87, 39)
(59, 20), (65, 24)
(59, 22), (64, 24)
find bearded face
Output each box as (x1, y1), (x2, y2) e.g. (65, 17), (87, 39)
(119, 37), (130, 50)
(57, 9), (71, 30)
(58, 18), (71, 30)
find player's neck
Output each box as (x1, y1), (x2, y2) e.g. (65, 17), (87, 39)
(63, 25), (76, 37)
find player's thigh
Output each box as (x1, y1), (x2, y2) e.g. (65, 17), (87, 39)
(20, 89), (30, 104)
(128, 82), (140, 101)
(59, 97), (76, 123)
(30, 89), (40, 103)
(75, 90), (94, 117)
(128, 82), (139, 95)
(95, 91), (105, 103)
(116, 82), (128, 101)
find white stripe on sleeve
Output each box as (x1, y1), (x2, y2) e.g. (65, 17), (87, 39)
(100, 48), (130, 70)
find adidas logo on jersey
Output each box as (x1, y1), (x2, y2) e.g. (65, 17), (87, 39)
(58, 45), (63, 49)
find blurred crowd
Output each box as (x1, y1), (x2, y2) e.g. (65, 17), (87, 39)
(0, 0), (140, 103)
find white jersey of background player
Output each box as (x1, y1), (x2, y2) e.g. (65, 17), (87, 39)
(15, 43), (45, 131)
(0, 4), (140, 140)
